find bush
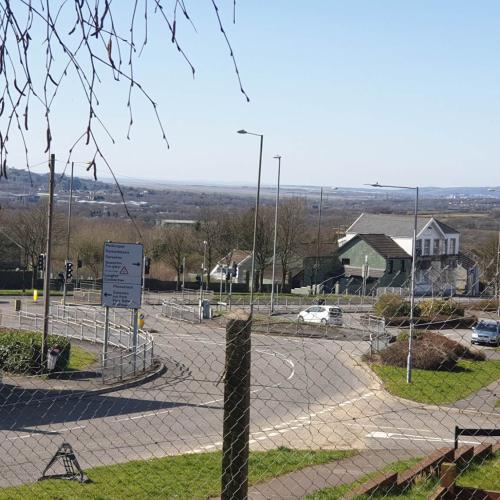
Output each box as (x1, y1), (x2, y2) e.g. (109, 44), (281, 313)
(473, 299), (499, 312)
(0, 328), (71, 374)
(374, 294), (415, 318)
(419, 299), (464, 317)
(379, 331), (484, 371)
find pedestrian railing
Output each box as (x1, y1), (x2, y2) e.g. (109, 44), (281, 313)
(161, 300), (200, 324)
(0, 304), (154, 383)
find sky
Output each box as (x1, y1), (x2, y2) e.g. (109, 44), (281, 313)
(7, 1), (500, 187)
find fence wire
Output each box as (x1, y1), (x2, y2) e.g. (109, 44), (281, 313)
(0, 258), (499, 499)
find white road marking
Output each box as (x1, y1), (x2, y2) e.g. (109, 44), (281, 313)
(366, 431), (480, 445)
(7, 425), (87, 441)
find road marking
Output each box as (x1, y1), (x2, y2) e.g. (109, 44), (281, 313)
(345, 423), (432, 433)
(366, 431), (480, 445)
(7, 425), (87, 441)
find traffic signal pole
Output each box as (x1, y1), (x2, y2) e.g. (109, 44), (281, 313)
(41, 154), (55, 370)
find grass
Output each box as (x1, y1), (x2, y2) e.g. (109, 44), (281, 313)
(0, 289), (68, 296)
(496, 399), (500, 408)
(306, 457), (422, 499)
(457, 451), (500, 491)
(372, 359), (500, 404)
(67, 345), (98, 371)
(0, 448), (355, 500)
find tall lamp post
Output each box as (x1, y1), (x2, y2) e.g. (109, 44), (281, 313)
(270, 155), (282, 315)
(237, 129), (264, 315)
(367, 182), (419, 384)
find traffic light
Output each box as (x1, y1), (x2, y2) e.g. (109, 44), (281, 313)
(232, 262), (238, 277)
(37, 254), (45, 272)
(195, 274), (201, 285)
(65, 261), (73, 282)
(144, 257), (151, 275)
(77, 259), (83, 269)
(179, 263), (184, 274)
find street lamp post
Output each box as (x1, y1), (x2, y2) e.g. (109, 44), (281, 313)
(367, 182), (419, 384)
(237, 129), (264, 315)
(270, 155), (282, 315)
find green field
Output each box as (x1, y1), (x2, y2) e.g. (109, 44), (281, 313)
(0, 448), (355, 500)
(372, 359), (500, 404)
(67, 345), (98, 371)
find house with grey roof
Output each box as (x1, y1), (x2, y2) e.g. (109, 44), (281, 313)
(337, 213), (478, 296)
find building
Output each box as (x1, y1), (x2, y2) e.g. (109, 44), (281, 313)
(336, 234), (412, 293)
(337, 213), (479, 296)
(210, 250), (252, 284)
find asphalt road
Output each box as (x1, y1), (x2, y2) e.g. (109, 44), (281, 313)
(0, 298), (499, 487)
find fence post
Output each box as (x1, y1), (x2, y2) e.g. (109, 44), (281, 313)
(221, 310), (251, 500)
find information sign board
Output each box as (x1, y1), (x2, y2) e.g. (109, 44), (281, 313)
(101, 242), (144, 309)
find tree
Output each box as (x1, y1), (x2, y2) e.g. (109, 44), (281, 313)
(472, 232), (500, 291)
(277, 197), (307, 285)
(154, 226), (194, 288)
(0, 203), (63, 287)
(239, 207), (274, 291)
(0, 2), (248, 181)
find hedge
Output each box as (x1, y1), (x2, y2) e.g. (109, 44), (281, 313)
(0, 328), (71, 374)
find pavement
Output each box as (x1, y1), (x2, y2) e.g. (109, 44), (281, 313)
(0, 296), (499, 491)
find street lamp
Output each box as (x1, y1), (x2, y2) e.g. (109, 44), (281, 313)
(270, 155), (282, 315)
(237, 129), (264, 314)
(366, 182), (419, 384)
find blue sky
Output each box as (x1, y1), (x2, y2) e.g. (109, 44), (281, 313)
(10, 1), (500, 187)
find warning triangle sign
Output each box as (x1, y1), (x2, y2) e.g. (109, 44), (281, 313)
(119, 266), (128, 274)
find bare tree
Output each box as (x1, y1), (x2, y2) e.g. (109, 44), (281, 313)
(154, 226), (193, 288)
(0, 203), (63, 287)
(277, 197), (306, 285)
(0, 1), (248, 182)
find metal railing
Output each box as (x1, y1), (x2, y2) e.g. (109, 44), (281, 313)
(0, 304), (154, 383)
(161, 300), (201, 324)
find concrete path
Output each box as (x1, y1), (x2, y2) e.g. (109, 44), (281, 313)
(213, 449), (417, 500)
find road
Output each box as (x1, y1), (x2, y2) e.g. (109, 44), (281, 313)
(0, 297), (499, 487)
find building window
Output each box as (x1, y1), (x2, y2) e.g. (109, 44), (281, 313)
(444, 239), (448, 254)
(388, 260), (394, 273)
(401, 260), (406, 272)
(433, 239), (440, 255)
(450, 238), (456, 254)
(341, 258), (350, 265)
(416, 239), (422, 256)
(424, 239), (431, 255)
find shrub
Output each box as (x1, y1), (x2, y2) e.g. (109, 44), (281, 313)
(419, 299), (464, 317)
(474, 299), (499, 312)
(0, 328), (71, 374)
(379, 331), (484, 371)
(374, 294), (414, 318)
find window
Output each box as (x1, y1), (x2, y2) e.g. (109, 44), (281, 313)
(433, 239), (440, 255)
(416, 239), (422, 256)
(450, 238), (456, 254)
(388, 260), (394, 273)
(341, 258), (350, 265)
(444, 239), (448, 254)
(424, 239), (431, 255)
(401, 260), (406, 272)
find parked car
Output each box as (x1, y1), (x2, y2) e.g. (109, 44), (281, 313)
(471, 319), (500, 346)
(297, 305), (343, 326)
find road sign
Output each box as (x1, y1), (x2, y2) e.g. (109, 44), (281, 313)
(102, 242), (144, 309)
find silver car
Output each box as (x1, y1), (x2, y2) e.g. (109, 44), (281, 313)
(471, 319), (500, 346)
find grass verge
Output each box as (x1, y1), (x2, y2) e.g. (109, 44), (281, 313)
(0, 290), (68, 296)
(372, 359), (500, 404)
(306, 457), (422, 499)
(67, 345), (98, 371)
(457, 451), (500, 491)
(0, 448), (355, 500)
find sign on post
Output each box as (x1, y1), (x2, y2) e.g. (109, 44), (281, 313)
(102, 242), (144, 309)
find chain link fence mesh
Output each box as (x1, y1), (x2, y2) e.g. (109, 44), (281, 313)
(0, 257), (499, 498)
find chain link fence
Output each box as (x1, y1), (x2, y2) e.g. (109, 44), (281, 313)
(0, 257), (499, 498)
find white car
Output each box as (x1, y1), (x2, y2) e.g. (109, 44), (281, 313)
(471, 319), (500, 346)
(297, 305), (343, 326)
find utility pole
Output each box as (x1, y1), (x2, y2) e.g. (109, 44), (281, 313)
(63, 161), (74, 307)
(41, 153), (55, 370)
(496, 230), (500, 317)
(270, 155), (281, 315)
